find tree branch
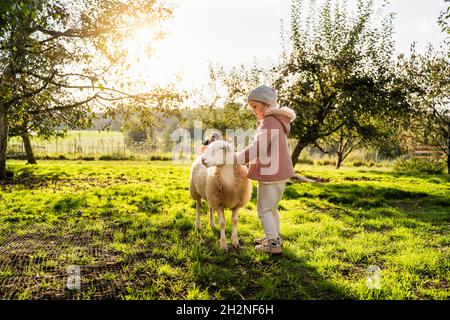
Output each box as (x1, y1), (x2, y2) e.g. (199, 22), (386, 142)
(4, 71), (57, 107)
(313, 141), (330, 154)
(18, 69), (154, 99)
(27, 94), (99, 115)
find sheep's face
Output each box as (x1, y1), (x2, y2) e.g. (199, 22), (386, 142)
(201, 141), (234, 167)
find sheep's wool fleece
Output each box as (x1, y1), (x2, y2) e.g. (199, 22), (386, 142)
(189, 156), (252, 211)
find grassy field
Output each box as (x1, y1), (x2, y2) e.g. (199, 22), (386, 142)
(7, 130), (173, 160)
(0, 160), (449, 299)
(8, 130), (125, 155)
(7, 129), (384, 165)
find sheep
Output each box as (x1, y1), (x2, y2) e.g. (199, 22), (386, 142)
(189, 140), (252, 250)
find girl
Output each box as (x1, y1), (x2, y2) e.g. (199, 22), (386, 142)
(236, 84), (296, 254)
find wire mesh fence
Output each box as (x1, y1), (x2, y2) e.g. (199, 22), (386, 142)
(7, 133), (175, 160)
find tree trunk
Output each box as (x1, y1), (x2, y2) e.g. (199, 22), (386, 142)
(336, 153), (343, 169)
(447, 149), (450, 175)
(291, 141), (305, 167)
(447, 123), (450, 175)
(22, 132), (37, 164)
(0, 106), (8, 181)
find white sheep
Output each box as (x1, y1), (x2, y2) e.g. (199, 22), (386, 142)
(189, 140), (252, 250)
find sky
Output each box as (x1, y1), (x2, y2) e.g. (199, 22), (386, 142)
(136, 0), (448, 92)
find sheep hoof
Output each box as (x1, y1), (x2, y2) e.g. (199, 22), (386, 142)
(220, 241), (228, 251)
(232, 242), (240, 249)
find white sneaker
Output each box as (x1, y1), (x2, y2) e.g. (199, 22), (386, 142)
(254, 236), (284, 246)
(255, 238), (282, 254)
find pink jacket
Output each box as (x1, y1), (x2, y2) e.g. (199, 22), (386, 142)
(236, 107), (296, 182)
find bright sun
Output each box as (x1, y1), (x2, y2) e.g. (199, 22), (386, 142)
(118, 27), (162, 89)
(122, 27), (155, 64)
(120, 26), (178, 91)
(134, 27), (156, 45)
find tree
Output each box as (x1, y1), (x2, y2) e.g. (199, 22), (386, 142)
(190, 63), (258, 145)
(207, 0), (410, 167)
(192, 103), (254, 135)
(274, 0), (409, 166)
(318, 102), (400, 168)
(0, 0), (183, 180)
(400, 46), (450, 173)
(438, 0), (450, 49)
(7, 84), (94, 164)
(318, 124), (367, 169)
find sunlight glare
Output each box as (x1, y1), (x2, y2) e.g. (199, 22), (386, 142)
(118, 25), (181, 91)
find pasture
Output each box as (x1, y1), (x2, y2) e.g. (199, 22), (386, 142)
(0, 160), (449, 299)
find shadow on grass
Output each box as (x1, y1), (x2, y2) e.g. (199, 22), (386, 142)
(291, 182), (450, 224)
(98, 209), (352, 300)
(0, 216), (352, 299)
(190, 244), (351, 299)
(154, 217), (351, 299)
(2, 165), (66, 189)
(356, 169), (450, 183)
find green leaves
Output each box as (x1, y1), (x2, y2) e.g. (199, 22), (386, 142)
(398, 46), (449, 172)
(1, 0), (180, 181)
(273, 0), (408, 165)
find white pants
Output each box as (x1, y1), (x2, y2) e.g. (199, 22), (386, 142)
(256, 181), (287, 240)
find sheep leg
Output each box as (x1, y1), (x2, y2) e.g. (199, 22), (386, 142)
(195, 199), (202, 230)
(231, 208), (239, 248)
(209, 206), (216, 229)
(218, 208), (228, 251)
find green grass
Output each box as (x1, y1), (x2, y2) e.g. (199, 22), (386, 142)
(0, 160), (449, 299)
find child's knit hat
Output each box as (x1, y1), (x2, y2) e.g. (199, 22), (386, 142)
(247, 84), (278, 107)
